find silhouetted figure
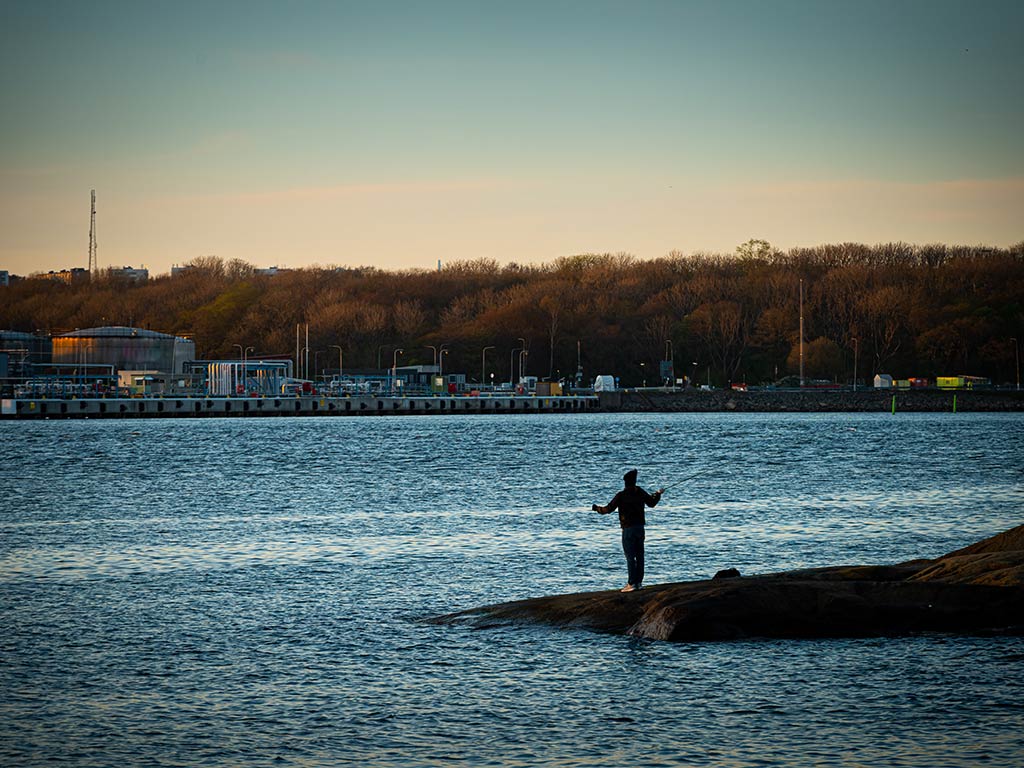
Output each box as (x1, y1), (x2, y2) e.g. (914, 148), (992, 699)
(592, 469), (664, 592)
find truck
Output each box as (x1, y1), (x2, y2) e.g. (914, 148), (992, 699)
(937, 376), (991, 390)
(593, 375), (616, 392)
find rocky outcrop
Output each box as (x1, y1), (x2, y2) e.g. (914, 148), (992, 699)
(433, 525), (1024, 641)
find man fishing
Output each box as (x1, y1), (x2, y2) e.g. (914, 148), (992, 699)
(592, 469), (664, 592)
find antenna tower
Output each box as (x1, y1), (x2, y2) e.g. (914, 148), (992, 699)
(88, 189), (97, 277)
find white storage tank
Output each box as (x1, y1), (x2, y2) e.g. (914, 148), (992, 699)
(52, 326), (194, 374)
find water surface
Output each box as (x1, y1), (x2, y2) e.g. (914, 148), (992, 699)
(2, 412), (1022, 766)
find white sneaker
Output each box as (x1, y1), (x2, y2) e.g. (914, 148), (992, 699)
(620, 584), (636, 592)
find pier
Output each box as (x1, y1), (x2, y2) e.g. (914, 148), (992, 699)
(1, 394), (598, 419)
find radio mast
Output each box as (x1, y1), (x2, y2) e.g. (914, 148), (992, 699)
(88, 189), (97, 278)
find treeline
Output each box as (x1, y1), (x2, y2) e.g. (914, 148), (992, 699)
(3, 242), (1023, 387)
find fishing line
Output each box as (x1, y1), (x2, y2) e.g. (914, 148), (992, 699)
(660, 468), (712, 492)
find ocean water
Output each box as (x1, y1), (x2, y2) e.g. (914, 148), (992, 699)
(1, 411), (1022, 767)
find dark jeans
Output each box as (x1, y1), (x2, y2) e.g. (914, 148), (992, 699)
(621, 525), (645, 587)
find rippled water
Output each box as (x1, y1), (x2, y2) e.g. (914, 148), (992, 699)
(1, 412), (1022, 767)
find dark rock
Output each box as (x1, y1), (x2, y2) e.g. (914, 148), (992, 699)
(713, 568), (741, 580)
(432, 525), (1024, 642)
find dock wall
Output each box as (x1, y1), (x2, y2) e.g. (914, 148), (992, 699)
(1, 394), (598, 419)
(6, 389), (1022, 419)
(598, 388), (1024, 412)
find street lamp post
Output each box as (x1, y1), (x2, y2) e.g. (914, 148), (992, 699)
(481, 345), (495, 386)
(510, 347), (519, 386)
(799, 278), (805, 387)
(392, 348), (403, 394)
(640, 362), (646, 388)
(314, 350), (323, 382)
(299, 347), (309, 381)
(519, 348), (528, 385)
(233, 344), (244, 392)
(440, 348), (449, 378)
(426, 345), (438, 369)
(1012, 337), (1020, 391)
(852, 337), (858, 391)
(242, 346), (254, 393)
(331, 345), (343, 380)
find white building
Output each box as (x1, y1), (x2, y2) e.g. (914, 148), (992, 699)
(113, 266), (149, 282)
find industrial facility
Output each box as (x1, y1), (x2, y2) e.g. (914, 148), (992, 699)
(2, 325), (196, 398)
(0, 323), (600, 419)
(0, 325), (306, 400)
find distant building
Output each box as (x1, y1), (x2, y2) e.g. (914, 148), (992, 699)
(42, 267), (89, 284)
(171, 264), (193, 277)
(256, 266), (279, 276)
(111, 266), (149, 282)
(874, 374), (894, 388)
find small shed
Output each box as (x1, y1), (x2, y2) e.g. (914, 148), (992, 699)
(874, 373), (894, 389)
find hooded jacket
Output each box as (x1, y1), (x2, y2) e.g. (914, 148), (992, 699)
(605, 470), (661, 529)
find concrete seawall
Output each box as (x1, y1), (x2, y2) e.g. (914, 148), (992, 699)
(5, 389), (1022, 419)
(1, 394), (598, 419)
(598, 388), (1024, 412)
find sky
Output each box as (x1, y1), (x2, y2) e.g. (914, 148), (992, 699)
(1, 0), (1022, 276)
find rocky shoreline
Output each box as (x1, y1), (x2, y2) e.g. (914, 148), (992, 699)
(598, 388), (1024, 412)
(432, 525), (1024, 642)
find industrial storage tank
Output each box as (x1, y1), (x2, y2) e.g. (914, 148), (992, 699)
(0, 330), (53, 363)
(172, 336), (196, 375)
(51, 326), (195, 374)
(1, 330), (52, 382)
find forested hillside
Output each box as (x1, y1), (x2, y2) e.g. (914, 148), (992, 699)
(3, 242), (1022, 387)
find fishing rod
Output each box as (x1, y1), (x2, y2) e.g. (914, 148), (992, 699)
(659, 468), (711, 493)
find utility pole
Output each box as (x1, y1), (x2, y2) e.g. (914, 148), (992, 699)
(852, 337), (859, 392)
(331, 345), (343, 380)
(88, 189), (97, 279)
(518, 338), (527, 383)
(1012, 337), (1020, 391)
(799, 279), (805, 387)
(481, 346), (494, 386)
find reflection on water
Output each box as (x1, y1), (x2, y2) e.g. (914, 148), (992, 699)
(1, 412), (1022, 767)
